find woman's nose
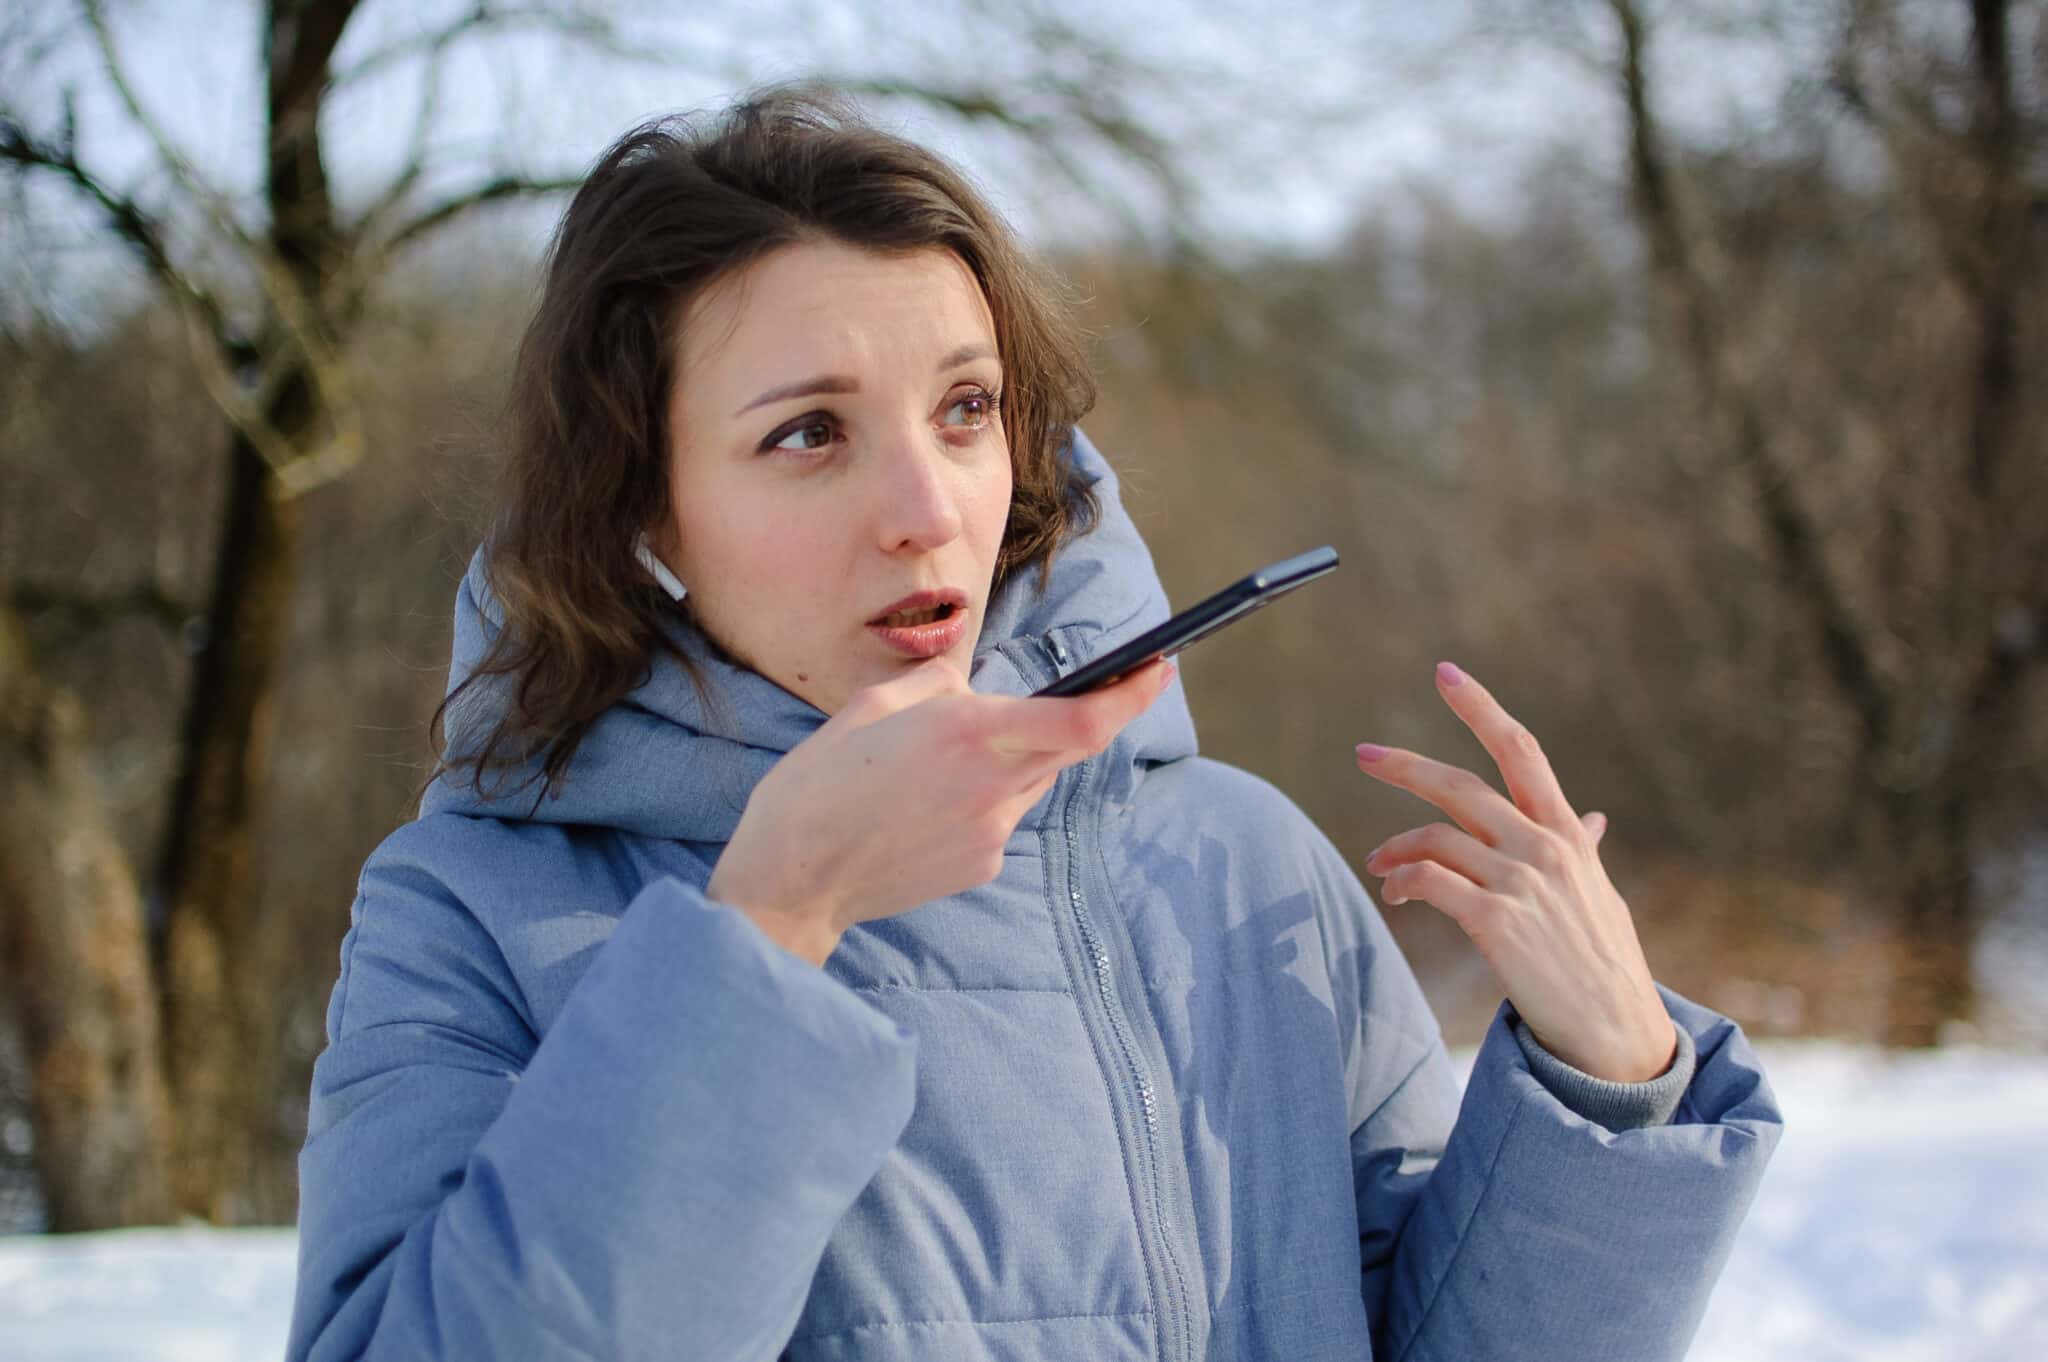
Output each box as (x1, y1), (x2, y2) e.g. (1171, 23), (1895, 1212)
(873, 435), (965, 554)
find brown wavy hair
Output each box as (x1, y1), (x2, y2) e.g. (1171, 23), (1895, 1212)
(417, 81), (1101, 817)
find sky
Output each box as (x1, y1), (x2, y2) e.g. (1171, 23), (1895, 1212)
(0, 0), (1826, 329)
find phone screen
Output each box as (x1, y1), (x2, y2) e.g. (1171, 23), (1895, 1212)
(1031, 546), (1339, 698)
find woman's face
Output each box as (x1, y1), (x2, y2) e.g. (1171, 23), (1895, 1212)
(659, 240), (1013, 715)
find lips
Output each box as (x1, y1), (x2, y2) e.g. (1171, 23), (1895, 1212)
(866, 587), (970, 658)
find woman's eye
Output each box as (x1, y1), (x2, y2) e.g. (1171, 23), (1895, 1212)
(765, 416), (835, 454)
(944, 388), (1001, 429)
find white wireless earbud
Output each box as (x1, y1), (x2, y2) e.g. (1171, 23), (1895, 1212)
(633, 531), (688, 603)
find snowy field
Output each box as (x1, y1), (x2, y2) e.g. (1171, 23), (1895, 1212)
(1, 1040), (2045, 1361)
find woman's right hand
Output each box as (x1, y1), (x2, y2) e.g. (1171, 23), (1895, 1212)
(707, 655), (1176, 966)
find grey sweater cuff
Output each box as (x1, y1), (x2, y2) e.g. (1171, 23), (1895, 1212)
(1512, 1015), (1695, 1130)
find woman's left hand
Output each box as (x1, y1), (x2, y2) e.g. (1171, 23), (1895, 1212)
(1355, 660), (1677, 1083)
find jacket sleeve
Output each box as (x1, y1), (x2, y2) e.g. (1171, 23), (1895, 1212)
(285, 848), (918, 1362)
(1352, 958), (1783, 1362)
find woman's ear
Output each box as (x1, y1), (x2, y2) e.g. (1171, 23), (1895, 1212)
(633, 530), (689, 602)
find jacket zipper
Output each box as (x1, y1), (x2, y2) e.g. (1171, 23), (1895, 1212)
(1039, 631), (1195, 1362)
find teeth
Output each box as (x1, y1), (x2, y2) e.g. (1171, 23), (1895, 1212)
(877, 605), (949, 628)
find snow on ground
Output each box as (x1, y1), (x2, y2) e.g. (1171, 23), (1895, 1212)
(1685, 1041), (2048, 1361)
(1, 1041), (2045, 1361)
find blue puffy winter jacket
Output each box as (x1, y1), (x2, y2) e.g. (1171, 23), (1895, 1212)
(286, 427), (1782, 1362)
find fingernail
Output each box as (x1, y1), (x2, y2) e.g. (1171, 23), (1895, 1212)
(1364, 844), (1386, 870)
(1158, 661), (1177, 688)
(1356, 742), (1390, 762)
(1436, 661), (1466, 686)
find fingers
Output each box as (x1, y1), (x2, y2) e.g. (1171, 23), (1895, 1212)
(1004, 745), (1081, 793)
(835, 656), (972, 728)
(1429, 661), (1580, 832)
(1355, 743), (1527, 849)
(996, 766), (1063, 821)
(1375, 856), (1506, 940)
(987, 657), (1175, 757)
(970, 767), (1063, 870)
(848, 655), (1171, 823)
(1364, 820), (1522, 892)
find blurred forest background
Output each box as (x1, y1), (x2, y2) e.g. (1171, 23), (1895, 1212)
(0, 0), (2042, 1236)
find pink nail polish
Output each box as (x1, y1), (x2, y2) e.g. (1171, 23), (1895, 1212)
(1437, 661), (1466, 686)
(1356, 743), (1390, 762)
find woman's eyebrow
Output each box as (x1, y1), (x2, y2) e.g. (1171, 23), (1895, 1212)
(733, 373), (856, 417)
(731, 343), (998, 417)
(936, 342), (996, 372)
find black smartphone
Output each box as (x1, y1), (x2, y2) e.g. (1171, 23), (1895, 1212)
(1032, 546), (1340, 698)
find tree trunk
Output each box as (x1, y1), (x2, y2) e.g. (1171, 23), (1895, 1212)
(0, 604), (175, 1229)
(129, 0), (357, 1224)
(152, 410), (303, 1223)
(1878, 0), (2039, 1046)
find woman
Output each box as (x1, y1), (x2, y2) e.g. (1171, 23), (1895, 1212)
(287, 86), (1781, 1362)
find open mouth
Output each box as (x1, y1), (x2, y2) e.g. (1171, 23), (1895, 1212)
(871, 602), (958, 628)
(866, 591), (970, 658)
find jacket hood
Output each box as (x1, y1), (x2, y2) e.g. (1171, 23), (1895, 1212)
(419, 426), (1198, 843)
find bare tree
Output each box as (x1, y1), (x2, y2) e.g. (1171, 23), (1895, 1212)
(1585, 0), (2046, 1044)
(0, 0), (1195, 1224)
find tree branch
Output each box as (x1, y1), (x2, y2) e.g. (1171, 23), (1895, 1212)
(0, 116), (352, 491)
(9, 578), (198, 640)
(1608, 0), (1898, 743)
(329, 0), (505, 89)
(834, 74), (1193, 240)
(80, 0), (256, 256)
(327, 1), (646, 92)
(344, 19), (456, 246)
(1832, 3), (1979, 288)
(343, 3), (738, 264)
(0, 114), (254, 368)
(378, 171), (584, 260)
